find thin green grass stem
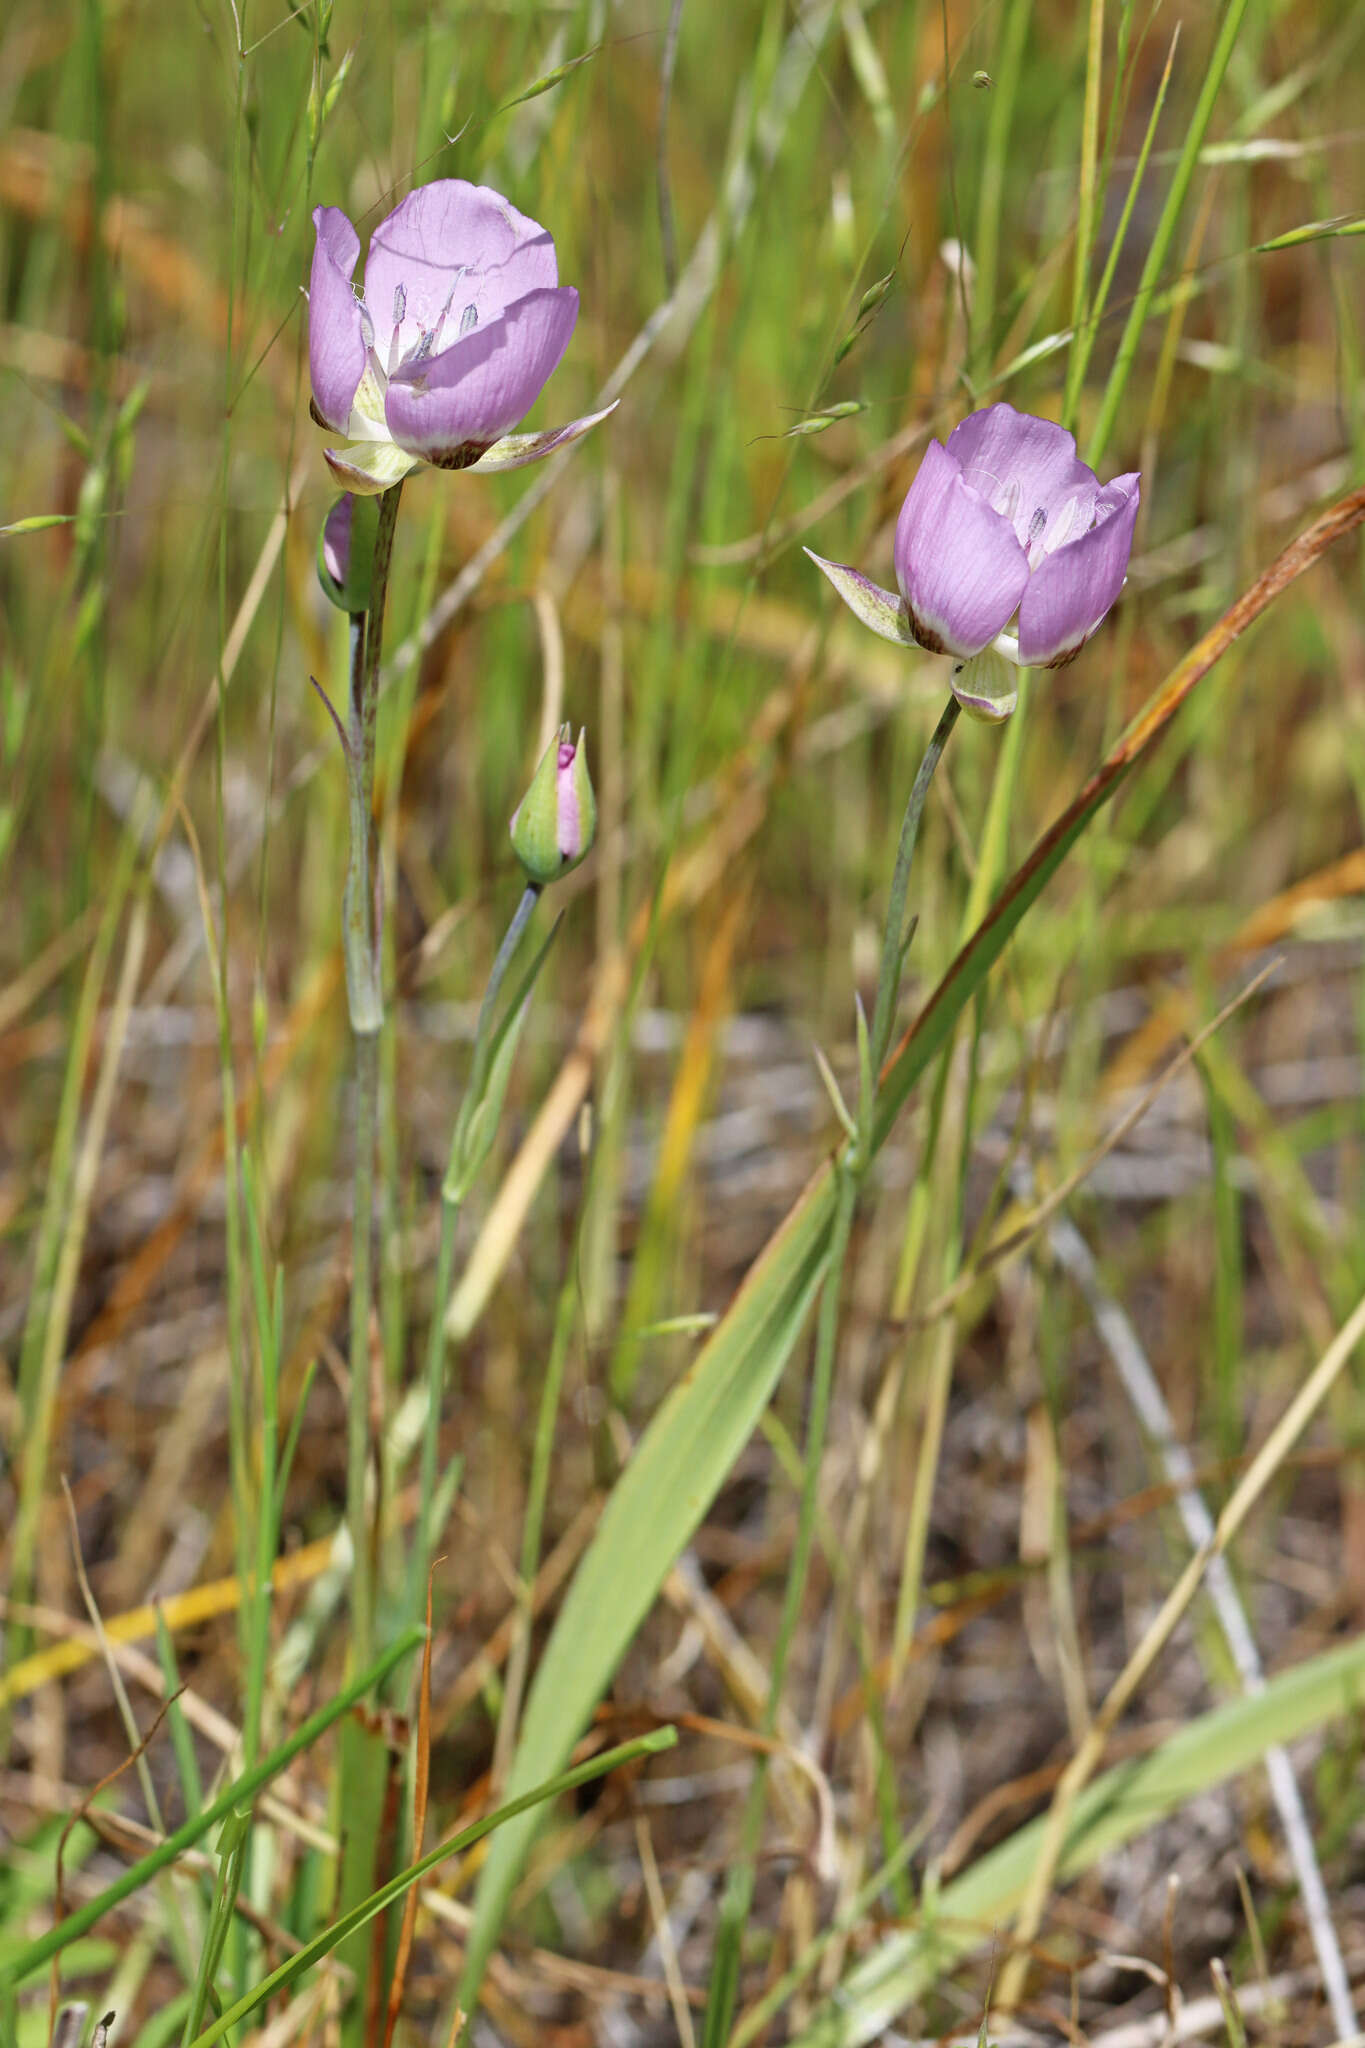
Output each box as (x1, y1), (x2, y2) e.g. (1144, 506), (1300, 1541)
(971, 0), (1032, 366)
(870, 695), (961, 1072)
(188, 1729), (678, 2048)
(0, 1629), (424, 1988)
(179, 1808), (250, 2048)
(416, 883), (543, 1608)
(1061, 0), (1106, 429)
(702, 1164), (859, 2048)
(494, 1253), (577, 1787)
(7, 818), (143, 1665)
(415, 1195), (460, 1612)
(335, 481), (404, 2042)
(1087, 0), (1251, 466)
(1067, 29), (1178, 417)
(703, 693), (962, 2048)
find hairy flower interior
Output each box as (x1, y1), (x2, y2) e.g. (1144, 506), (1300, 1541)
(344, 262), (489, 440)
(958, 456), (1097, 571)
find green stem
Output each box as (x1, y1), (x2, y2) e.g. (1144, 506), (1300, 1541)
(415, 1193), (459, 1612)
(469, 882), (542, 1111)
(0, 1629), (425, 1989)
(1086, 0), (1251, 467)
(869, 694), (961, 1071)
(415, 883), (543, 1600)
(341, 483), (402, 1036)
(348, 1029), (379, 1670)
(342, 481), (403, 1663)
(336, 480), (403, 2045)
(702, 1167), (858, 2048)
(703, 691), (961, 2048)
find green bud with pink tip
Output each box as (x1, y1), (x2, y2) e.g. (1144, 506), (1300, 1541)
(509, 724), (596, 885)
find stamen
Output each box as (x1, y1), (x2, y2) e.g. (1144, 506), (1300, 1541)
(459, 303), (479, 337)
(1038, 494), (1084, 560)
(376, 285), (403, 376)
(1026, 506), (1047, 546)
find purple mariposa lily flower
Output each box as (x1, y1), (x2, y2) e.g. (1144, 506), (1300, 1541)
(308, 180), (615, 494)
(807, 402), (1140, 721)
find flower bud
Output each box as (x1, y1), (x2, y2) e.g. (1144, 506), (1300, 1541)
(509, 725), (596, 884)
(316, 492), (379, 612)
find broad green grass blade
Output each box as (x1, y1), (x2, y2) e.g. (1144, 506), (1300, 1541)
(791, 1627), (1365, 2048)
(459, 486), (1365, 2010)
(459, 1184), (837, 2002)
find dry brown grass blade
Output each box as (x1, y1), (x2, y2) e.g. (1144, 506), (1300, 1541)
(1103, 842), (1365, 1097)
(382, 1567), (438, 2048)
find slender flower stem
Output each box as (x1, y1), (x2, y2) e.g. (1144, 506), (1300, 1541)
(415, 882), (543, 1608)
(341, 480), (403, 1662)
(868, 694), (961, 1072)
(340, 482), (402, 1037)
(702, 1163), (859, 2048)
(336, 482), (403, 2048)
(347, 1030), (379, 1666)
(702, 692), (961, 2048)
(466, 882), (542, 1118)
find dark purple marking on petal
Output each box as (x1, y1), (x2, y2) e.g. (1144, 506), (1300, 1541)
(321, 494), (354, 586)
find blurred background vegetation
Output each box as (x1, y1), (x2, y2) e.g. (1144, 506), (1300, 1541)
(2, 0), (1365, 2038)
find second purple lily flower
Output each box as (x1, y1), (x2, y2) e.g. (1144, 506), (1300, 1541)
(309, 179), (616, 494)
(807, 402), (1139, 721)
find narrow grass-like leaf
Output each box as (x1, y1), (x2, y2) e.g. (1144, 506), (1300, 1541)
(494, 47), (599, 113)
(790, 1628), (1365, 2048)
(0, 1629), (425, 1987)
(1087, 0), (1252, 465)
(459, 1190), (836, 2001)
(179, 1808), (248, 2044)
(185, 1729), (677, 2047)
